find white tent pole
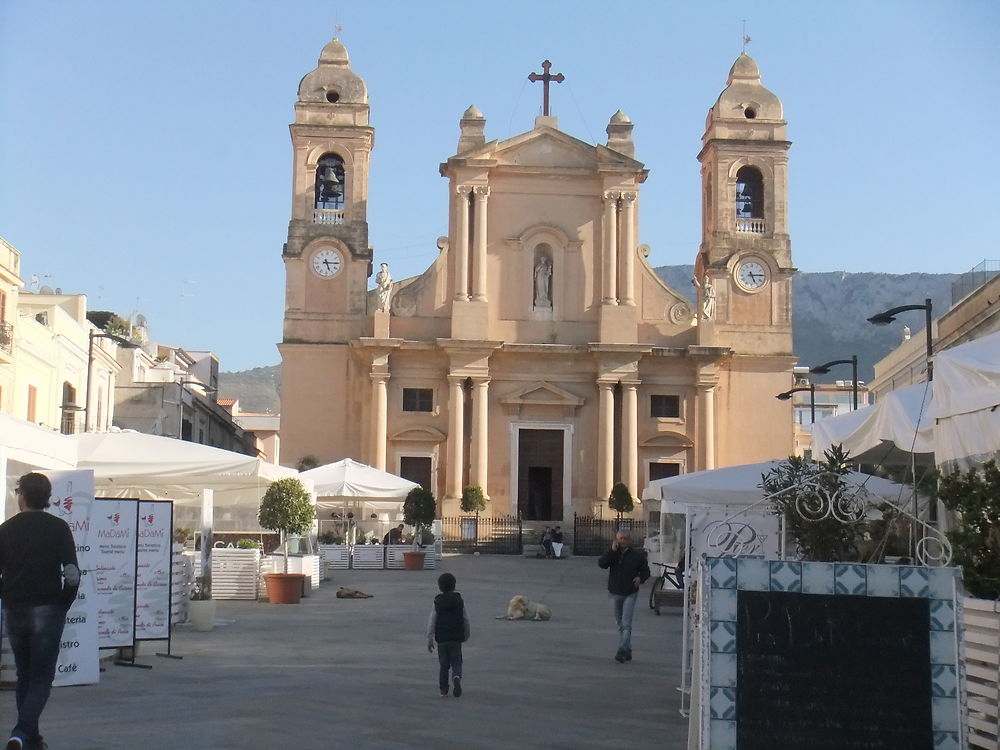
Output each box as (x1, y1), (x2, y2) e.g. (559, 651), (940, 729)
(0, 447), (9, 521)
(199, 488), (214, 581)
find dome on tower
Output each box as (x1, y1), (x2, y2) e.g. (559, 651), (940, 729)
(298, 37), (368, 105)
(727, 52), (761, 83)
(707, 51), (783, 125)
(319, 38), (350, 66)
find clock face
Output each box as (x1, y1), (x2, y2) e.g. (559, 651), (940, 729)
(735, 259), (769, 291)
(311, 248), (343, 278)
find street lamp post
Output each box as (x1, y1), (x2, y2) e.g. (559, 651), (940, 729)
(85, 330), (138, 432)
(777, 384), (816, 423)
(809, 355), (859, 410)
(867, 298), (934, 381)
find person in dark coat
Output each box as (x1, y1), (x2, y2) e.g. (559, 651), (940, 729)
(597, 530), (650, 663)
(0, 472), (81, 750)
(426, 572), (471, 697)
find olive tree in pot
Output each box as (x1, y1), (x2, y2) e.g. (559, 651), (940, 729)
(258, 477), (314, 603)
(403, 486), (437, 570)
(461, 485), (488, 551)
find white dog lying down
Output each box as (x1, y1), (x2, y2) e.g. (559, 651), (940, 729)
(499, 594), (552, 621)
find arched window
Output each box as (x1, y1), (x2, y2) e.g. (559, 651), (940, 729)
(314, 153), (345, 213)
(735, 166), (763, 219)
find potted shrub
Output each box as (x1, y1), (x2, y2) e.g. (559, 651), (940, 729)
(608, 481), (634, 524)
(461, 485), (488, 549)
(258, 477), (314, 603)
(402, 486), (437, 570)
(188, 572), (215, 632)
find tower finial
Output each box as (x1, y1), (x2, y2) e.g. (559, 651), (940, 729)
(742, 19), (752, 53)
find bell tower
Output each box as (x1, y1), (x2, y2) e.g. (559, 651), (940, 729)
(279, 37), (374, 467)
(695, 52), (793, 356)
(283, 36), (373, 328)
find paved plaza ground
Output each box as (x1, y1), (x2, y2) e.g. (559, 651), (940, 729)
(13, 553), (690, 749)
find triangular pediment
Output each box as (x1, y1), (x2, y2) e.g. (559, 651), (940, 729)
(501, 381), (585, 410)
(459, 128), (643, 172)
(389, 425), (447, 444)
(640, 431), (695, 449)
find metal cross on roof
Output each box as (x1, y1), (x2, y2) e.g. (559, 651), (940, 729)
(528, 60), (565, 117)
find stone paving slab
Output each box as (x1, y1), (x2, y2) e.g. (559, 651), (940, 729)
(13, 554), (689, 749)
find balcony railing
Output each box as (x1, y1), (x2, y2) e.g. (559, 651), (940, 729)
(735, 217), (765, 234)
(0, 320), (12, 354)
(313, 209), (345, 225)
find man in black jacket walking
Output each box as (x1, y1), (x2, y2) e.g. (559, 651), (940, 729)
(0, 472), (80, 750)
(598, 530), (650, 663)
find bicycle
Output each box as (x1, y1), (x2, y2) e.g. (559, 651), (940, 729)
(648, 561), (684, 615)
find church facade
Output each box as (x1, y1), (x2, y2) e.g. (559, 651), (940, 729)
(279, 38), (795, 519)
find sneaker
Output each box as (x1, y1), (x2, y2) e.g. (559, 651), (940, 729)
(624, 650), (633, 662)
(453, 676), (462, 697)
(440, 687), (449, 697)
(6, 738), (24, 750)
(614, 650), (626, 663)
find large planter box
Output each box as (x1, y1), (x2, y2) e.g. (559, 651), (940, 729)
(385, 545), (411, 569)
(211, 548), (261, 600)
(319, 544), (350, 571)
(964, 596), (1000, 749)
(351, 545), (385, 570)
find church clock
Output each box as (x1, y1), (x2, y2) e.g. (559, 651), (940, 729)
(310, 247), (344, 278)
(734, 257), (769, 292)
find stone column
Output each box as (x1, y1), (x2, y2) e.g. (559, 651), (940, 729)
(370, 374), (389, 471)
(472, 187), (489, 301)
(454, 186), (472, 301)
(470, 378), (490, 496)
(602, 192), (619, 304)
(597, 381), (615, 501)
(698, 383), (716, 471)
(446, 375), (466, 500)
(622, 382), (639, 499)
(620, 192), (636, 306)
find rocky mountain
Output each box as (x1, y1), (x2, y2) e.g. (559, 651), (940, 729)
(220, 269), (958, 412)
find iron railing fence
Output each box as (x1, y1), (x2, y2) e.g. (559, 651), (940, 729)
(440, 515), (523, 555)
(573, 514), (647, 556)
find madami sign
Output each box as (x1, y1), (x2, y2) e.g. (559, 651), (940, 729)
(44, 470), (100, 687)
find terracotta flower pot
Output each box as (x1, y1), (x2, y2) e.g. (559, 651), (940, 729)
(264, 573), (306, 604)
(402, 551), (426, 571)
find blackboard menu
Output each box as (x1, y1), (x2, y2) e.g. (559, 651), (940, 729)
(736, 590), (932, 750)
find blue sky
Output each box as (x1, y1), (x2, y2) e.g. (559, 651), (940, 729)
(1, 1), (997, 371)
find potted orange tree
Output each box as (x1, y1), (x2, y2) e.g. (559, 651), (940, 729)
(258, 477), (314, 603)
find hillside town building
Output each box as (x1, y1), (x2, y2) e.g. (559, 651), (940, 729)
(279, 38), (797, 518)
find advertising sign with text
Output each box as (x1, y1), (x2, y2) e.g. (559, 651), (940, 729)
(92, 499), (139, 648)
(135, 501), (172, 640)
(44, 470), (101, 686)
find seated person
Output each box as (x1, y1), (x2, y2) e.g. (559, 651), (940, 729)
(382, 523), (405, 545)
(551, 526), (564, 558)
(540, 527), (554, 558)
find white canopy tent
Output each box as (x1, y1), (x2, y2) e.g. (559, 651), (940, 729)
(302, 457), (417, 516)
(811, 382), (935, 466)
(641, 460), (910, 509)
(812, 330), (1000, 471)
(71, 431), (303, 532)
(0, 412), (78, 518)
(933, 330), (1000, 471)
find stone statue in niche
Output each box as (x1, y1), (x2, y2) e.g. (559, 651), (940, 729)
(375, 262), (393, 313)
(534, 255), (552, 308)
(692, 274), (716, 320)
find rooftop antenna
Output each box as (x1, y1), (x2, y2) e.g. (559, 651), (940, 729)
(742, 19), (752, 53)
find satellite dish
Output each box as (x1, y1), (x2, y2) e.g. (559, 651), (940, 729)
(39, 285), (54, 295)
